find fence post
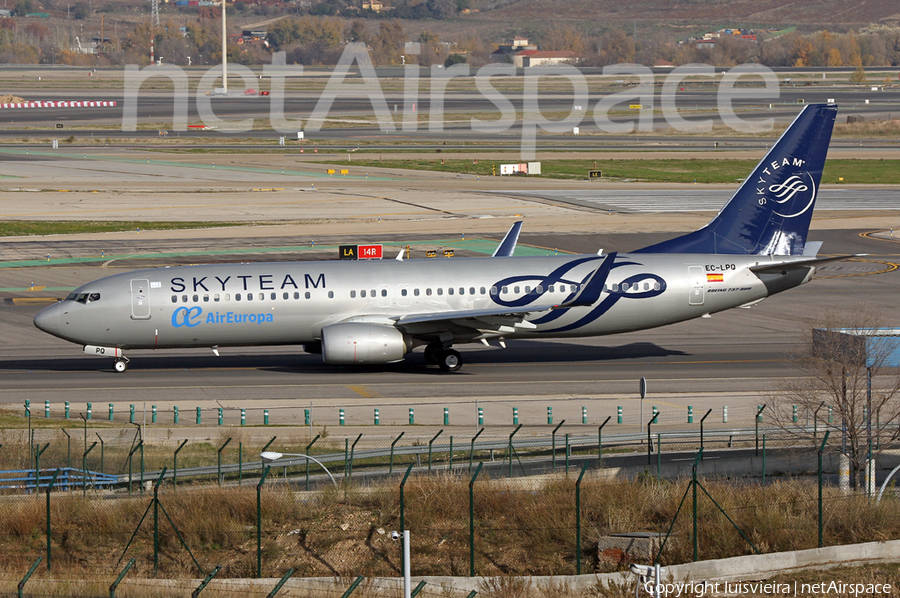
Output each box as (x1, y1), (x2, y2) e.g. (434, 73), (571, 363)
(469, 428), (484, 472)
(257, 465), (271, 579)
(82, 441), (97, 497)
(617, 405), (622, 424)
(700, 409), (712, 460)
(582, 406), (587, 424)
(65, 401), (70, 419)
(469, 462), (483, 577)
(374, 408), (380, 425)
(688, 405), (693, 424)
(409, 408), (414, 425)
(173, 406), (179, 424)
(818, 431), (830, 547)
(109, 558), (136, 598)
(762, 434), (766, 486)
(174, 439), (188, 492)
(339, 409), (345, 426)
(348, 434), (362, 481)
(46, 469), (61, 571)
(755, 405), (766, 456)
(547, 406), (553, 425)
(575, 462), (588, 575)
(551, 420), (565, 472)
(18, 557), (43, 598)
(266, 569), (295, 598)
(192, 565), (222, 598)
(96, 433), (104, 473)
(508, 424), (522, 477)
(390, 431), (404, 475)
(305, 434), (321, 491)
(217, 437), (232, 486)
(598, 416), (611, 467)
(151, 405), (157, 423)
(428, 430), (443, 473)
(647, 412), (658, 465)
(399, 463), (414, 580)
(513, 407), (518, 425)
(444, 408), (450, 426)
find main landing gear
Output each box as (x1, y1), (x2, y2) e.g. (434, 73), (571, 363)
(113, 357), (130, 373)
(424, 343), (463, 372)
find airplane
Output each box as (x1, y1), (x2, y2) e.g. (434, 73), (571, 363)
(34, 103), (848, 373)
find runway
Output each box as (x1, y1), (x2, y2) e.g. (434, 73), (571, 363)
(0, 229), (896, 435)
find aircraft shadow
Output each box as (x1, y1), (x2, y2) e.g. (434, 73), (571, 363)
(0, 342), (687, 374)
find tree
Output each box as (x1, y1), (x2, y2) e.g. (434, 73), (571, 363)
(850, 65), (867, 83)
(444, 52), (465, 67)
(767, 312), (900, 488)
(427, 0), (456, 19)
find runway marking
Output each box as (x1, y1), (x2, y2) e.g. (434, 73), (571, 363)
(816, 258), (899, 279)
(9, 297), (58, 305)
(346, 385), (382, 398)
(860, 230), (900, 244)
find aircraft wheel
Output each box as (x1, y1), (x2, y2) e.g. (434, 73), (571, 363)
(114, 359), (128, 373)
(438, 349), (462, 372)
(424, 343), (443, 365)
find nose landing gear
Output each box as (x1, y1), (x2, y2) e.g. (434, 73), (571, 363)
(113, 357), (130, 373)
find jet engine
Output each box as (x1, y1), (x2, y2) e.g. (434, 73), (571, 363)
(321, 322), (410, 364)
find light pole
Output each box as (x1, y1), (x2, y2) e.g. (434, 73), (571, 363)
(260, 451), (338, 488)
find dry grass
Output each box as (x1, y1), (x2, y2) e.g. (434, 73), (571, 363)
(0, 473), (899, 593)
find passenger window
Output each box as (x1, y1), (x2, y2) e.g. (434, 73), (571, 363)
(203, 294), (209, 302)
(294, 292), (300, 299)
(328, 291), (334, 299)
(414, 289), (420, 296)
(469, 287), (475, 295)
(548, 285), (555, 293)
(181, 295), (188, 303)
(525, 286), (530, 293)
(622, 283), (629, 291)
(610, 283), (618, 292)
(351, 290), (357, 298)
(305, 292), (311, 299)
(224, 294), (230, 301)
(437, 288), (443, 296)
(502, 286), (508, 294)
(653, 282), (660, 291)
(215, 294), (220, 302)
(381, 289), (387, 297)
(246, 293), (253, 301)
(236, 294), (242, 301)
(536, 286), (543, 294)
(490, 286), (498, 296)
(260, 293), (265, 301)
(459, 287), (465, 295)
(191, 294), (198, 302)
(448, 288), (454, 295)
(270, 293), (276, 300)
(643, 283), (649, 291)
(171, 295), (177, 303)
(480, 287), (486, 295)
(426, 288), (432, 296)
(401, 288), (408, 297)
(283, 292), (289, 300)
(361, 290), (366, 298)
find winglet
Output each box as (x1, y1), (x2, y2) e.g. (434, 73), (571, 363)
(492, 221), (523, 257)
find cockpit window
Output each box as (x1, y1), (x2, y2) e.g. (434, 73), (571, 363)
(65, 293), (78, 301)
(88, 293), (100, 302)
(75, 293), (89, 304)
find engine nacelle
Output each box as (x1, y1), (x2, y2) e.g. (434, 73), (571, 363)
(321, 322), (410, 364)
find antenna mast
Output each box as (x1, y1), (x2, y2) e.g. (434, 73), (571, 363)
(151, 0), (160, 27)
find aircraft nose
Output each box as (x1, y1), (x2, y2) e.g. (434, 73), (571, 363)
(34, 302), (61, 336)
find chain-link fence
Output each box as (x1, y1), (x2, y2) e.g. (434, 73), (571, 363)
(1, 420), (899, 597)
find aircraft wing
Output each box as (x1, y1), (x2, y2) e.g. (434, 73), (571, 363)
(392, 303), (557, 334)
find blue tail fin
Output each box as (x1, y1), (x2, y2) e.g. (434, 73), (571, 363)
(635, 104), (837, 256)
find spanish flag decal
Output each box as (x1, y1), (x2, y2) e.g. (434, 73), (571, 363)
(706, 273), (724, 283)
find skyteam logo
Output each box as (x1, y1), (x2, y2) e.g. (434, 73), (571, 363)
(755, 156), (817, 219)
(171, 306), (275, 328)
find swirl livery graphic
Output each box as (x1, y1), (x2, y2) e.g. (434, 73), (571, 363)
(769, 173), (817, 219)
(171, 306), (203, 328)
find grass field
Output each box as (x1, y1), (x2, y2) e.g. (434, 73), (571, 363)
(0, 221), (246, 238)
(348, 158), (900, 184)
